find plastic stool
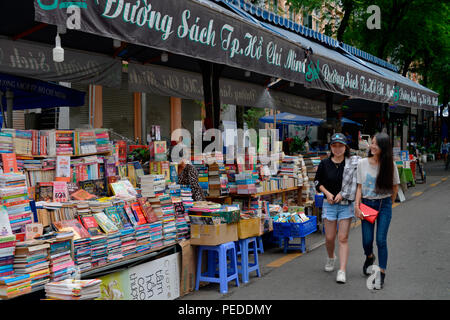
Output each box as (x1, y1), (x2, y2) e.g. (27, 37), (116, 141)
(236, 237), (264, 254)
(195, 242), (240, 294)
(236, 237), (261, 283)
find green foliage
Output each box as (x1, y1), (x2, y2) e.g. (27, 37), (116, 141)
(128, 147), (150, 163)
(289, 136), (305, 154)
(243, 107), (267, 130)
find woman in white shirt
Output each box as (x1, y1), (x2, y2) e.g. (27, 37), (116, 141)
(354, 133), (400, 289)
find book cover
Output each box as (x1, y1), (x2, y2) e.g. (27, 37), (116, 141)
(1, 153), (18, 173)
(79, 214), (102, 236)
(25, 223), (43, 241)
(55, 156), (71, 182)
(52, 220), (90, 240)
(78, 180), (96, 196)
(137, 197), (158, 223)
(130, 202), (147, 225)
(123, 204), (138, 226)
(52, 181), (69, 202)
(70, 189), (96, 201)
(114, 205), (132, 228)
(35, 182), (54, 202)
(93, 179), (107, 197)
(93, 212), (119, 234)
(0, 206), (13, 237)
(103, 206), (123, 229)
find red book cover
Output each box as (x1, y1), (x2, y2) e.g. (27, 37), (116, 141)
(1, 153), (18, 173)
(130, 202), (147, 225)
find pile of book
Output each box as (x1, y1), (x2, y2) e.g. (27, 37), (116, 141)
(148, 221), (163, 249)
(106, 232), (123, 262)
(0, 173), (33, 236)
(134, 224), (151, 253)
(280, 155), (303, 183)
(74, 129), (97, 155)
(95, 129), (111, 153)
(12, 129), (33, 156)
(159, 195), (176, 246)
(0, 273), (31, 299)
(180, 186), (193, 211)
(48, 238), (74, 282)
(225, 164), (237, 193)
(150, 174), (165, 194)
(193, 164), (209, 196)
(0, 235), (16, 278)
(0, 132), (14, 154)
(13, 240), (50, 289)
(90, 235), (107, 267)
(173, 201), (189, 241)
(235, 172), (257, 195)
(45, 278), (102, 300)
(140, 175), (155, 197)
(120, 227), (136, 257)
(54, 130), (74, 156)
(73, 238), (92, 272)
(208, 163), (221, 197)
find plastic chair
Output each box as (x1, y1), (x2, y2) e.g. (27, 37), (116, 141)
(236, 237), (261, 283)
(195, 242), (240, 294)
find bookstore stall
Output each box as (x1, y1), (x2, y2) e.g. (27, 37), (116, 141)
(0, 124), (337, 300)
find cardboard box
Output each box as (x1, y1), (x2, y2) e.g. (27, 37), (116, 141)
(238, 217), (261, 239)
(190, 223), (238, 246)
(178, 239), (197, 297)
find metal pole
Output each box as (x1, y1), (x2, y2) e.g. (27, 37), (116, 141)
(6, 90), (13, 129)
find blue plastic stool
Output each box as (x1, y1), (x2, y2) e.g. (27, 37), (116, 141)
(236, 237), (261, 283)
(195, 242), (240, 294)
(235, 236), (264, 255)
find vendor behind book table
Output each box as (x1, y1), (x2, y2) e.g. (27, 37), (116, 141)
(177, 159), (205, 201)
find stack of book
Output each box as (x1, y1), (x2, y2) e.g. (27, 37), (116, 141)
(119, 228), (136, 257)
(134, 224), (151, 253)
(73, 238), (92, 272)
(90, 235), (107, 267)
(159, 195), (176, 246)
(95, 129), (111, 153)
(13, 130), (33, 156)
(150, 174), (165, 194)
(106, 232), (123, 262)
(148, 221), (163, 249)
(0, 132), (14, 154)
(173, 201), (189, 241)
(208, 163), (221, 197)
(0, 173), (33, 236)
(74, 129), (97, 155)
(193, 164), (209, 196)
(13, 240), (50, 289)
(280, 155), (303, 182)
(0, 235), (16, 278)
(30, 130), (49, 156)
(71, 156), (100, 183)
(0, 274), (31, 299)
(235, 173), (257, 195)
(140, 175), (155, 197)
(180, 186), (193, 211)
(45, 279), (102, 300)
(48, 238), (74, 282)
(55, 131), (74, 156)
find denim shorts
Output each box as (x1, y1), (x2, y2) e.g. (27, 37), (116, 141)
(322, 201), (354, 221)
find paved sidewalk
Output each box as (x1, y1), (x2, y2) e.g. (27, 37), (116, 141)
(180, 160), (450, 300)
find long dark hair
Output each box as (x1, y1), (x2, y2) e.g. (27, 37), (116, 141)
(368, 132), (394, 194)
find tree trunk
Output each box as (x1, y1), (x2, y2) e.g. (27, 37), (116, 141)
(336, 0), (354, 42)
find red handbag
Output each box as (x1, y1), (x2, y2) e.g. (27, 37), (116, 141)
(359, 203), (379, 224)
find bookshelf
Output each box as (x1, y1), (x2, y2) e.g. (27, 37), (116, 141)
(16, 151), (113, 158)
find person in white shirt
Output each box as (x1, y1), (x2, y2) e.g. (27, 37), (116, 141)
(354, 133), (400, 289)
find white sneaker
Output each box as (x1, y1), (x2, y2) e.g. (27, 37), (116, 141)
(324, 256), (336, 272)
(336, 270), (346, 283)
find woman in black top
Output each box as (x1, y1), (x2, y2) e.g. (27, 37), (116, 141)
(314, 133), (356, 284)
